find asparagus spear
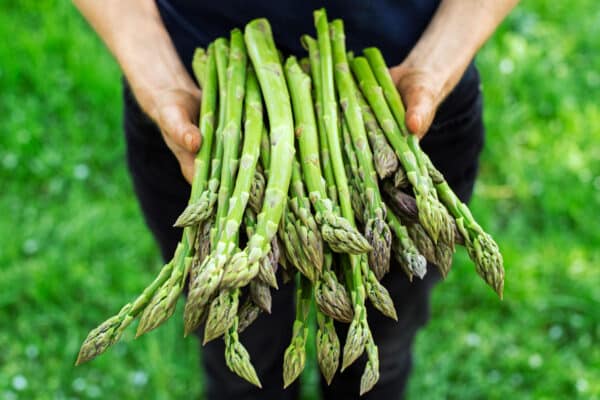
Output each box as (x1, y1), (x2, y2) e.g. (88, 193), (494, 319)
(427, 159), (504, 296)
(237, 298), (262, 333)
(224, 317), (262, 388)
(204, 287), (241, 343)
(364, 49), (503, 293)
(77, 43), (221, 360)
(387, 211), (427, 279)
(331, 19), (392, 280)
(245, 208), (279, 289)
(352, 73), (398, 180)
(75, 260), (174, 364)
(288, 158), (324, 272)
(136, 243), (191, 336)
(314, 9), (373, 384)
(314, 267), (354, 323)
(315, 309), (340, 385)
(183, 37), (254, 335)
(248, 166), (265, 214)
(136, 42), (219, 336)
(282, 274), (311, 388)
(363, 47), (456, 248)
(350, 56), (450, 245)
(219, 19), (296, 290)
(300, 35), (338, 203)
(360, 332), (380, 396)
(175, 40), (228, 227)
(279, 197), (319, 282)
(284, 54), (370, 254)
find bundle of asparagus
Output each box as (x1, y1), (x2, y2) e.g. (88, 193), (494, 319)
(76, 9), (504, 395)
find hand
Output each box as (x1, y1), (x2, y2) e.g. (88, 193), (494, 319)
(389, 63), (449, 140)
(148, 86), (202, 183)
(388, 0), (520, 139)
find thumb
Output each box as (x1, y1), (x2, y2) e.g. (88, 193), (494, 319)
(401, 84), (437, 139)
(157, 103), (202, 153)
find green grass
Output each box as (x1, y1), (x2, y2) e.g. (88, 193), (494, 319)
(1, 1), (599, 399)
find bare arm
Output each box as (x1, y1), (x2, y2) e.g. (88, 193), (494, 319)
(73, 0), (201, 182)
(390, 0), (519, 138)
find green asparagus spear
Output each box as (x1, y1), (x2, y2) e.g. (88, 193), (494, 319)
(315, 309), (340, 385)
(350, 56), (449, 245)
(284, 54), (370, 254)
(184, 38), (256, 335)
(331, 19), (392, 280)
(387, 211), (428, 279)
(314, 9), (373, 380)
(76, 260), (175, 364)
(219, 19), (296, 290)
(136, 42), (218, 336)
(175, 40), (227, 227)
(363, 47), (457, 255)
(283, 274), (311, 388)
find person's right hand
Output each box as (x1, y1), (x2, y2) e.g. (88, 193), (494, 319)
(73, 0), (204, 183)
(147, 86), (202, 183)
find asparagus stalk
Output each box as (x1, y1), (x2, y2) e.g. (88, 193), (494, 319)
(77, 44), (221, 359)
(248, 166), (266, 214)
(352, 74), (398, 180)
(284, 54), (370, 254)
(360, 332), (380, 396)
(219, 19), (296, 290)
(315, 309), (340, 385)
(279, 197), (319, 282)
(136, 242), (191, 336)
(427, 160), (504, 296)
(362, 47), (456, 252)
(283, 274), (311, 388)
(314, 265), (354, 323)
(183, 40), (255, 335)
(288, 158), (324, 272)
(76, 260), (174, 364)
(237, 298), (262, 333)
(136, 43), (219, 335)
(204, 287), (241, 343)
(314, 9), (373, 382)
(300, 35), (338, 204)
(382, 181), (464, 244)
(224, 317), (262, 388)
(175, 40), (228, 227)
(387, 211), (428, 279)
(331, 19), (392, 280)
(214, 29), (248, 238)
(350, 56), (450, 245)
(364, 49), (502, 291)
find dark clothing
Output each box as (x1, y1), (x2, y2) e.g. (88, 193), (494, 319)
(123, 1), (485, 399)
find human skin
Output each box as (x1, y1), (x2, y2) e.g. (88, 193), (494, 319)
(73, 0), (519, 183)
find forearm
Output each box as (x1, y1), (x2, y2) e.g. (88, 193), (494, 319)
(73, 0), (198, 120)
(403, 0), (519, 98)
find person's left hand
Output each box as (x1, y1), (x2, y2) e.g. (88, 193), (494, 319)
(389, 64), (446, 140)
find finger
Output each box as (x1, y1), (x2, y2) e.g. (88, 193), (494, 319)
(162, 134), (196, 184)
(400, 84), (437, 140)
(158, 104), (202, 153)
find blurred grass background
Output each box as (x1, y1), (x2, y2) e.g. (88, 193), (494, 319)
(1, 1), (599, 399)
